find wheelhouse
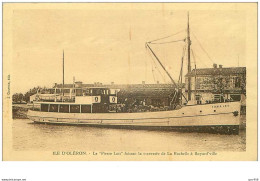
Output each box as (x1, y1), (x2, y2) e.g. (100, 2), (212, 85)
(32, 87), (119, 113)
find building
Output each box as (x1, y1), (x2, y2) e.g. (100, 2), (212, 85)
(185, 64), (246, 107)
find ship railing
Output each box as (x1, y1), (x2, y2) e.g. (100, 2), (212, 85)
(28, 104), (40, 111)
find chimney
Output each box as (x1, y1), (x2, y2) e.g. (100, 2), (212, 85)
(142, 81), (145, 85)
(219, 64), (223, 68)
(75, 81), (82, 88)
(213, 64), (217, 68)
(157, 81), (159, 84)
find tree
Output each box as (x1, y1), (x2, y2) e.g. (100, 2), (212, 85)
(12, 93), (24, 103)
(23, 86), (43, 102)
(241, 74), (246, 96)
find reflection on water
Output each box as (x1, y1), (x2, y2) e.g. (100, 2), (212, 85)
(12, 118), (246, 152)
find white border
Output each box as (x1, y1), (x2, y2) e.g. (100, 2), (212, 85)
(0, 1), (259, 181)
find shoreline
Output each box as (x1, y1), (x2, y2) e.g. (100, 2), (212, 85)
(12, 104), (29, 119)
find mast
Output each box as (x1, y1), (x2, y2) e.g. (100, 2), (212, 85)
(187, 12), (192, 101)
(62, 50), (64, 97)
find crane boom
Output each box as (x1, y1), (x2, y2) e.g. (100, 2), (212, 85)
(145, 43), (177, 88)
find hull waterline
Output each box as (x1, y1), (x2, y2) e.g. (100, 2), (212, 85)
(27, 102), (241, 134)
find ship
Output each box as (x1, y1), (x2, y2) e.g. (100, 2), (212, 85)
(27, 13), (241, 135)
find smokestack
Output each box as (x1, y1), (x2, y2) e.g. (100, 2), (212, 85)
(213, 64), (217, 68)
(75, 81), (82, 88)
(219, 64), (223, 68)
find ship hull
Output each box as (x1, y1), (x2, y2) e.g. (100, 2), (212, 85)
(27, 102), (241, 134)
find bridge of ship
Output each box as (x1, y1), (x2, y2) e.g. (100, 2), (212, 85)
(32, 87), (119, 113)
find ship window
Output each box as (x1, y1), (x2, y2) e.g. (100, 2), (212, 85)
(76, 89), (83, 96)
(110, 89), (115, 95)
(56, 89), (61, 93)
(49, 104), (58, 112)
(214, 94), (221, 102)
(195, 95), (201, 101)
(92, 104), (108, 113)
(230, 94), (241, 101)
(50, 89), (55, 94)
(234, 77), (241, 88)
(83, 89), (90, 96)
(70, 105), (80, 113)
(195, 95), (202, 104)
(41, 104), (49, 112)
(93, 89), (102, 96)
(64, 89), (70, 93)
(59, 105), (69, 113)
(81, 105), (91, 113)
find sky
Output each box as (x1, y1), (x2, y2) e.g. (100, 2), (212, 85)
(10, 4), (247, 93)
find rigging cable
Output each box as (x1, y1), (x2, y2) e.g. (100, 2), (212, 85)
(191, 48), (207, 67)
(146, 43), (177, 87)
(191, 48), (197, 94)
(151, 62), (157, 83)
(146, 46), (157, 83)
(178, 45), (186, 85)
(178, 45), (188, 103)
(177, 46), (185, 104)
(191, 31), (214, 64)
(146, 45), (167, 83)
(149, 39), (185, 45)
(148, 29), (185, 43)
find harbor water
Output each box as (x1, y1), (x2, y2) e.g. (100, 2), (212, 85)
(12, 117), (246, 152)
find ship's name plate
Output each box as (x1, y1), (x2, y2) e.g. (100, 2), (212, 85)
(212, 104), (230, 108)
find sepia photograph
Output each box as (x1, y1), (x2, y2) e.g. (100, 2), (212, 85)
(2, 2), (257, 161)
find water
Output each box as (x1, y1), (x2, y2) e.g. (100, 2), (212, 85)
(12, 118), (246, 152)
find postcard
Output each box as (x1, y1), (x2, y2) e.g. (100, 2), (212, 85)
(2, 2), (257, 161)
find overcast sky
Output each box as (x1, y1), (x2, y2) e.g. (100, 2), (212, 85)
(10, 4), (247, 93)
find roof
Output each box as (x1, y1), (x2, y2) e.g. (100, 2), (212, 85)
(185, 67), (246, 77)
(54, 84), (94, 88)
(54, 83), (179, 89)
